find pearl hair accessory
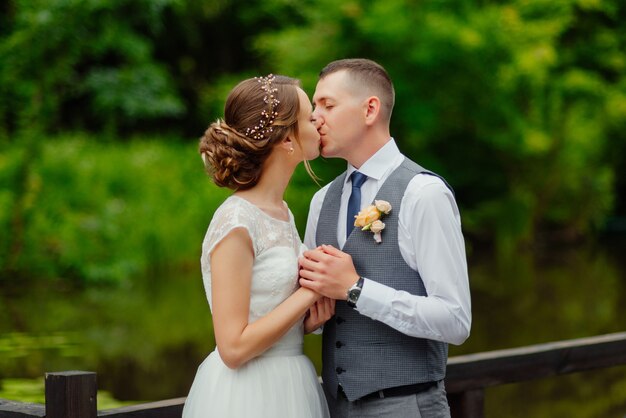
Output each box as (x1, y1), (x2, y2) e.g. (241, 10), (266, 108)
(245, 74), (280, 141)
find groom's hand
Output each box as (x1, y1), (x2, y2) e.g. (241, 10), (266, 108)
(299, 245), (360, 300)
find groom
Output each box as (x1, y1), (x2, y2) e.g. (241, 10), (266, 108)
(299, 58), (472, 417)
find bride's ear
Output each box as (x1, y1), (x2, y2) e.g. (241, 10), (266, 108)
(280, 136), (296, 155)
(363, 96), (381, 126)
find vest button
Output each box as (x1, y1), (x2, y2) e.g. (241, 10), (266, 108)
(336, 341), (343, 348)
(336, 317), (345, 324)
(336, 367), (345, 374)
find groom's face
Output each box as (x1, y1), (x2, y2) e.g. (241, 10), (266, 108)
(312, 71), (367, 160)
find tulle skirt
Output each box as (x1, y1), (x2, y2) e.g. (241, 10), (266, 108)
(182, 346), (329, 418)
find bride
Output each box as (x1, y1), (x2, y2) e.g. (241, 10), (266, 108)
(182, 74), (332, 418)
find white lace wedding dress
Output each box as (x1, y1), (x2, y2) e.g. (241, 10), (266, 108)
(182, 196), (329, 418)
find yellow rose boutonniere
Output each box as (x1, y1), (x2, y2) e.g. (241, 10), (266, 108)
(354, 200), (392, 243)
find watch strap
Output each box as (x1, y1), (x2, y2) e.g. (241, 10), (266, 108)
(346, 277), (364, 308)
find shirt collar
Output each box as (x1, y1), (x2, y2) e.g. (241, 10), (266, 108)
(345, 138), (402, 183)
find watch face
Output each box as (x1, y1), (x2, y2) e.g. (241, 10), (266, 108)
(348, 288), (361, 304)
(347, 278), (363, 307)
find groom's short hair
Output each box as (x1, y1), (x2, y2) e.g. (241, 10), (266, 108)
(319, 58), (395, 122)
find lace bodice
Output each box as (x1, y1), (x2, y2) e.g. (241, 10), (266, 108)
(200, 196), (305, 351)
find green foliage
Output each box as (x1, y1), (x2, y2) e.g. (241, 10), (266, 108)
(256, 0), (626, 250)
(0, 134), (328, 284)
(0, 0), (184, 135)
(0, 134), (232, 283)
(1, 0), (625, 259)
(0, 377), (46, 403)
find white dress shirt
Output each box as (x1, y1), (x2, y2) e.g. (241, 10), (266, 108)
(304, 139), (471, 345)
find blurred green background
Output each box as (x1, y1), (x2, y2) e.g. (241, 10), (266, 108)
(1, 0), (625, 416)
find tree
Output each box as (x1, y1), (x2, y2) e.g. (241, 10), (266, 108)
(0, 0), (185, 137)
(256, 0), (626, 252)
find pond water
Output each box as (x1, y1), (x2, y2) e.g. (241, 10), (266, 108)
(1, 235), (625, 417)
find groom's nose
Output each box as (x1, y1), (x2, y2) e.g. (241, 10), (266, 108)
(312, 106), (321, 121)
(312, 116), (322, 130)
(312, 113), (324, 130)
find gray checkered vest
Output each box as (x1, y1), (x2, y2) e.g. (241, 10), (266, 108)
(316, 158), (450, 401)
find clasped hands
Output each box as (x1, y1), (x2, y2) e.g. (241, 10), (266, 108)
(299, 245), (360, 333)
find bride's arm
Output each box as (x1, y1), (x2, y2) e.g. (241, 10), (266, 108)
(210, 227), (319, 369)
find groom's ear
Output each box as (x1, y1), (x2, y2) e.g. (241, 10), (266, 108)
(363, 96), (381, 126)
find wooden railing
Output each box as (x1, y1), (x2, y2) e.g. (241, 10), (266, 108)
(446, 332), (626, 417)
(0, 371), (185, 418)
(1, 332), (625, 418)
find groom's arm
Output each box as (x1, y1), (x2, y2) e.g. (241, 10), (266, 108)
(357, 178), (471, 345)
(300, 176), (471, 346)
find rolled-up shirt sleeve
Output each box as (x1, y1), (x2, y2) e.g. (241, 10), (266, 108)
(356, 176), (472, 346)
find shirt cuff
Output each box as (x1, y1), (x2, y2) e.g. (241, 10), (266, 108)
(355, 278), (395, 321)
(311, 325), (323, 335)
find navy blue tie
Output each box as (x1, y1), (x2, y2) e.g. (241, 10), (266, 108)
(346, 171), (368, 239)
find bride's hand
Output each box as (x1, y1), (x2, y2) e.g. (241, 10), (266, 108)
(304, 297), (335, 334)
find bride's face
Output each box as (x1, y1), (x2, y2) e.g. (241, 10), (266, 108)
(294, 87), (321, 161)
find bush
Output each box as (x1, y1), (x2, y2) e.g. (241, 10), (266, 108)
(0, 133), (333, 284)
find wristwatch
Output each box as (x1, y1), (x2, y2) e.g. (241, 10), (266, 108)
(346, 277), (364, 308)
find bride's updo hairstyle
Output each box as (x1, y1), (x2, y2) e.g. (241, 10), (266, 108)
(199, 75), (303, 190)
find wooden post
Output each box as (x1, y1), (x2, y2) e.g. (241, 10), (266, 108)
(448, 389), (485, 418)
(45, 371), (97, 418)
